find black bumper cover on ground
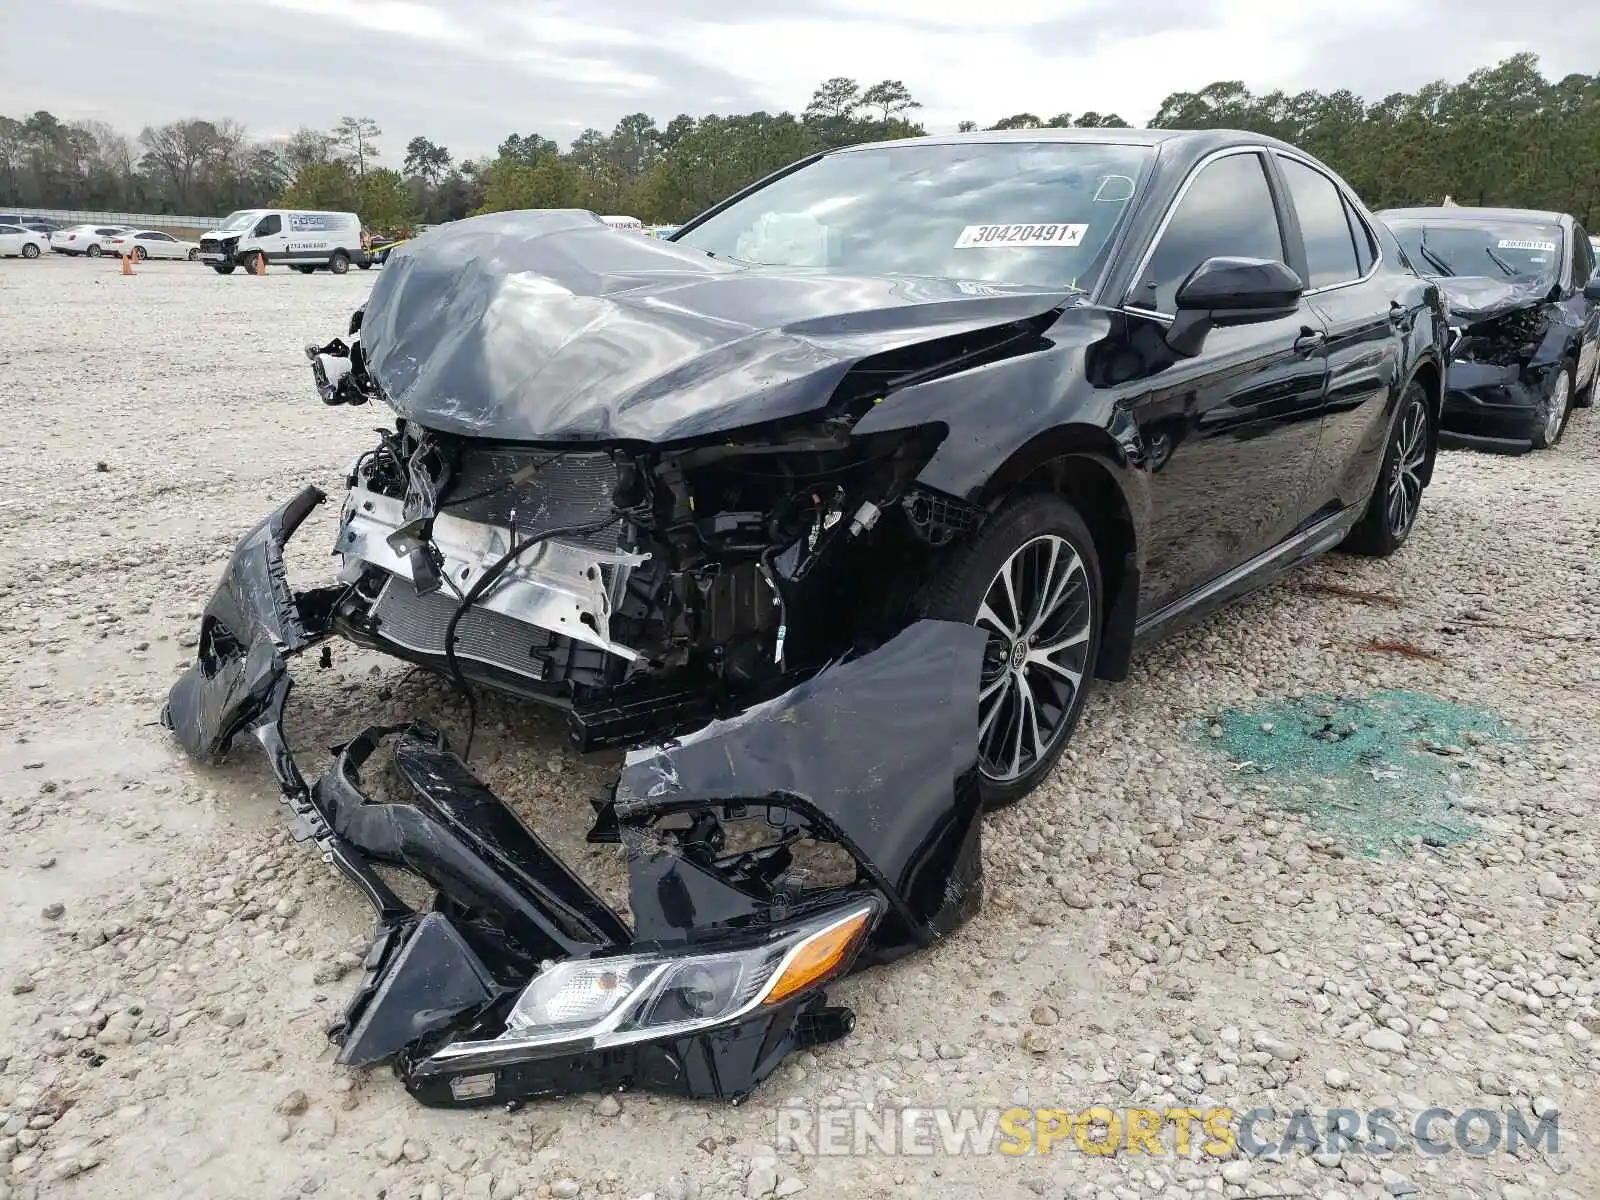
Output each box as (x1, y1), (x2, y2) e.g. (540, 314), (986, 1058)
(161, 489), (988, 1106)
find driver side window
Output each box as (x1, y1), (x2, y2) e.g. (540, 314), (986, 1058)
(254, 214), (282, 237)
(1131, 152), (1287, 315)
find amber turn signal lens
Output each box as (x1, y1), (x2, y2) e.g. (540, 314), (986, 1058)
(762, 907), (874, 1007)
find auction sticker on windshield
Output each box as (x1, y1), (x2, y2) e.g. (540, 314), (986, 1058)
(1498, 239), (1557, 252)
(955, 223), (1088, 248)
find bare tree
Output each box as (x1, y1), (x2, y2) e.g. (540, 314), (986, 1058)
(332, 116), (382, 181)
(283, 127), (335, 173)
(138, 119), (228, 209)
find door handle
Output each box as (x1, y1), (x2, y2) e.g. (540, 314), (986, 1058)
(1293, 329), (1326, 355)
(1388, 301), (1410, 329)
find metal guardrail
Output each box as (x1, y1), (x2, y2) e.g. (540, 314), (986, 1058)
(11, 207), (224, 230)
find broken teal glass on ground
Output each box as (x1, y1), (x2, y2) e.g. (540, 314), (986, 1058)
(1195, 690), (1520, 857)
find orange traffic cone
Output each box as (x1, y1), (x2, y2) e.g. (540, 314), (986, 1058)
(121, 246), (135, 276)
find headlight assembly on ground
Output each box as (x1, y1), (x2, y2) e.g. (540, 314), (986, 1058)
(440, 902), (880, 1063)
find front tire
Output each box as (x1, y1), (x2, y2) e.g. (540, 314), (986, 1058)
(1342, 380), (1430, 557)
(329, 251), (351, 275)
(212, 263), (235, 275)
(922, 494), (1102, 808)
(21, 243), (39, 259)
(1530, 364), (1574, 450)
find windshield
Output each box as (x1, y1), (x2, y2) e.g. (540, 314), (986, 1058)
(218, 210), (264, 232)
(1386, 219), (1563, 280)
(673, 140), (1154, 291)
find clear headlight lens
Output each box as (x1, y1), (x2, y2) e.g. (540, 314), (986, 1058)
(498, 901), (879, 1050)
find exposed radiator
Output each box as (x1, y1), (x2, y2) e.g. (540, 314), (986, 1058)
(441, 448), (620, 553)
(373, 576), (560, 680)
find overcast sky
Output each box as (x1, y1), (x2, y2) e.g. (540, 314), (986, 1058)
(3, 0), (1596, 162)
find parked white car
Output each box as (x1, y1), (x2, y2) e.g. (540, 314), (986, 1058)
(50, 224), (128, 257)
(106, 229), (201, 261)
(0, 224), (49, 258)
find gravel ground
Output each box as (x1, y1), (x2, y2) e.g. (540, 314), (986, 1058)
(1, 253), (1597, 1200)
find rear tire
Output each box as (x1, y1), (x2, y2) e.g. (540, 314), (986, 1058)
(920, 494), (1102, 809)
(187, 248), (199, 261)
(329, 251), (351, 275)
(132, 246), (147, 262)
(86, 244), (102, 258)
(21, 243), (39, 259)
(1530, 364), (1574, 449)
(1341, 380), (1430, 557)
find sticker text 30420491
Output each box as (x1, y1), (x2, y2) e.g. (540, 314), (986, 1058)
(955, 223), (1088, 249)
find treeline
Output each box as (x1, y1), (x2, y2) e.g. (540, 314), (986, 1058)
(2, 56), (1597, 230)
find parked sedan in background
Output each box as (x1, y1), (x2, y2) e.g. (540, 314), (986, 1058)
(0, 214), (62, 240)
(50, 224), (128, 257)
(0, 223), (49, 258)
(106, 229), (201, 261)
(1381, 206), (1600, 451)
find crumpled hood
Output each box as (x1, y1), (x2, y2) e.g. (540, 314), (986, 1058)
(1434, 274), (1553, 324)
(356, 209), (1072, 443)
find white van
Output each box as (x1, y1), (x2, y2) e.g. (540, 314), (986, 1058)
(198, 209), (364, 275)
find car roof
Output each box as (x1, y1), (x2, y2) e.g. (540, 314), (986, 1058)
(833, 126), (1311, 157)
(1379, 205), (1570, 224)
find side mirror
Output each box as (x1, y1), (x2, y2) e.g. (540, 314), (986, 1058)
(1583, 275), (1600, 304)
(1166, 257), (1305, 357)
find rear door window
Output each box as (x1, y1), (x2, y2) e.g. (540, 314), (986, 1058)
(1131, 151), (1287, 314)
(1571, 224), (1594, 285)
(1276, 156), (1361, 288)
(1345, 198), (1377, 275)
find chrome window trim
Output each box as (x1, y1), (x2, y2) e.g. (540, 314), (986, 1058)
(1120, 144), (1386, 323)
(1122, 145), (1275, 320)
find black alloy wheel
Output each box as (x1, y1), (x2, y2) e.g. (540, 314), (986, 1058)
(922, 494), (1103, 808)
(1342, 379), (1430, 557)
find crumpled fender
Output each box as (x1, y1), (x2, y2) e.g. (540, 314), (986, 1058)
(609, 619), (989, 961)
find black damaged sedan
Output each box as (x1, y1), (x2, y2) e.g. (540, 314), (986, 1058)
(164, 129), (1449, 1107)
(1380, 206), (1600, 452)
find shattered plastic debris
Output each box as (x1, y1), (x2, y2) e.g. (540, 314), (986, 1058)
(159, 502), (991, 1107)
(1195, 691), (1519, 855)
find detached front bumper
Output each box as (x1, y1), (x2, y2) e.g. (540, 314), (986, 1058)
(1439, 360), (1558, 453)
(161, 491), (988, 1106)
